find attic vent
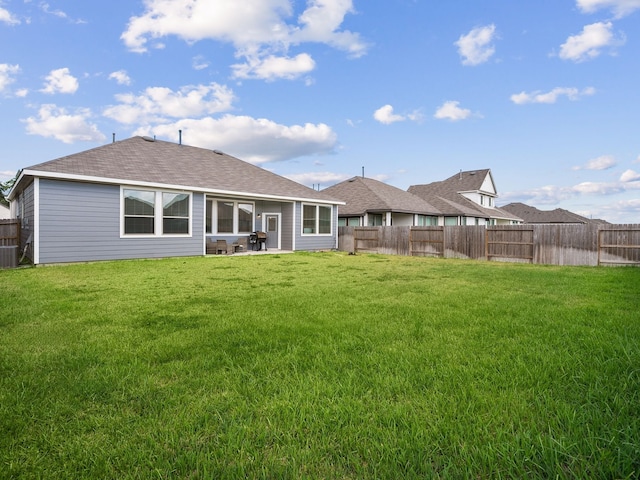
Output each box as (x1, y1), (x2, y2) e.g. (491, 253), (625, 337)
(142, 136), (155, 142)
(213, 149), (224, 155)
(469, 171), (476, 175)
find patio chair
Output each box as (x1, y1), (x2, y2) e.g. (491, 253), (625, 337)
(216, 239), (228, 254)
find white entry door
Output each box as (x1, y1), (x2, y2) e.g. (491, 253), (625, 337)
(265, 214), (279, 249)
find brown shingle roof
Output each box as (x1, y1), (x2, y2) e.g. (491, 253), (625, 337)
(22, 136), (340, 203)
(409, 169), (521, 221)
(322, 176), (440, 216)
(501, 202), (608, 224)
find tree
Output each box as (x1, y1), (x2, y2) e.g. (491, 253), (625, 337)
(1, 172), (18, 207)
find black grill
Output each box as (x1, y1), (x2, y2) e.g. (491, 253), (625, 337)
(249, 231), (267, 251)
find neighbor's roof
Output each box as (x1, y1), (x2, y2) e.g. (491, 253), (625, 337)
(13, 136), (341, 204)
(408, 169), (521, 221)
(322, 176), (440, 216)
(501, 202), (609, 224)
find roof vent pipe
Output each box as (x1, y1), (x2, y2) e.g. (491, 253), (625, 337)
(179, 130), (182, 145)
(362, 166), (364, 178)
(112, 133), (115, 144)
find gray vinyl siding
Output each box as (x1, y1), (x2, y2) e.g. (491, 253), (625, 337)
(257, 200), (294, 250)
(294, 202), (338, 251)
(38, 179), (203, 264)
(281, 202), (293, 250)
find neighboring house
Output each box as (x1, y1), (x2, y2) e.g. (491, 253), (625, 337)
(501, 202), (609, 225)
(408, 169), (522, 226)
(0, 203), (10, 219)
(8, 136), (342, 265)
(323, 176), (441, 227)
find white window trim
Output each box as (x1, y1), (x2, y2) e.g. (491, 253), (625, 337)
(209, 199), (255, 235)
(301, 203), (333, 236)
(120, 186), (192, 238)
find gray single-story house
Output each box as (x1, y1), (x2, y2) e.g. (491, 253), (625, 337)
(322, 176), (441, 226)
(8, 136), (342, 265)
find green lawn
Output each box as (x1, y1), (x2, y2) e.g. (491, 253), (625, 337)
(1, 252), (639, 479)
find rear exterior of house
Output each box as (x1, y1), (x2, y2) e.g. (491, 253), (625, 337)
(9, 137), (341, 265)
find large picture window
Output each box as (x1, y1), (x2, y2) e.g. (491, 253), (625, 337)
(123, 188), (191, 236)
(217, 201), (234, 233)
(206, 200), (255, 234)
(302, 204), (333, 235)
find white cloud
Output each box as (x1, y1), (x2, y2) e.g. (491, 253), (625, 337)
(455, 24), (497, 66)
(23, 104), (106, 144)
(373, 104), (423, 125)
(39, 2), (86, 24)
(599, 198), (640, 223)
(558, 22), (625, 62)
(0, 6), (20, 25)
(0, 63), (20, 92)
(373, 105), (404, 125)
(576, 0), (640, 18)
(108, 70), (132, 86)
(433, 101), (473, 121)
(573, 155), (617, 171)
(192, 55), (209, 71)
(103, 83), (235, 124)
(285, 171), (351, 187)
(121, 0), (367, 80)
(40, 68), (79, 94)
(503, 174), (640, 206)
(292, 0), (368, 58)
(510, 86), (596, 104)
(620, 169), (640, 182)
(232, 53), (315, 81)
(133, 115), (337, 163)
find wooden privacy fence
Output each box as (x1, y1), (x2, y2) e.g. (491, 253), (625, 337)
(338, 224), (640, 266)
(0, 219), (20, 268)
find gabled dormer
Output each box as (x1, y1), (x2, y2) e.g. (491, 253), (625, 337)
(408, 168), (523, 225)
(455, 170), (497, 208)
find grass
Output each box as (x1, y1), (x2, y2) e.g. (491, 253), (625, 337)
(1, 252), (639, 479)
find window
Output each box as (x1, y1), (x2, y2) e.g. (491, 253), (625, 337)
(338, 217), (360, 227)
(319, 206), (331, 234)
(123, 188), (190, 236)
(444, 216), (458, 226)
(416, 215), (438, 226)
(206, 200), (255, 234)
(302, 204), (333, 235)
(480, 194), (494, 207)
(163, 193), (189, 234)
(124, 189), (155, 234)
(217, 201), (234, 233)
(368, 214), (383, 226)
(238, 203), (253, 233)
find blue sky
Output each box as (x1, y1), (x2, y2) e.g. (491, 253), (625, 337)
(1, 0), (639, 223)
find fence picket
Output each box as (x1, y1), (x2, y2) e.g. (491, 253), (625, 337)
(338, 224), (640, 266)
